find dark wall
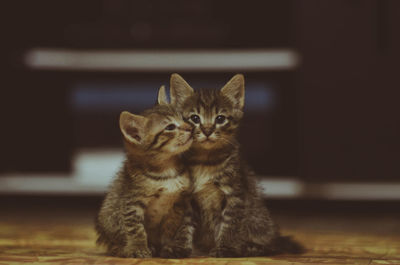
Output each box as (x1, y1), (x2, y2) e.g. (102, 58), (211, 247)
(296, 0), (400, 181)
(2, 1), (399, 181)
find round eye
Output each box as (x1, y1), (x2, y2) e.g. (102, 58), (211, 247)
(215, 115), (226, 124)
(190, 114), (201, 124)
(165, 124), (176, 131)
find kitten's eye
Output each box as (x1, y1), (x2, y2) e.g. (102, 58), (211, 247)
(215, 115), (226, 124)
(165, 124), (176, 131)
(190, 114), (201, 124)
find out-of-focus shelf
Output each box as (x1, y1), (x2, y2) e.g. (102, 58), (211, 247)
(24, 49), (299, 72)
(1, 149), (399, 200)
(1, 174), (400, 200)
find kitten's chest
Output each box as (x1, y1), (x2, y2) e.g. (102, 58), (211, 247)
(192, 166), (224, 212)
(145, 175), (190, 227)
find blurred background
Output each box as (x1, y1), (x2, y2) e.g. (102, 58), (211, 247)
(1, 0), (400, 201)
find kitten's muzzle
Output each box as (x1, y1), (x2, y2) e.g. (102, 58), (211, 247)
(200, 124), (215, 137)
(179, 123), (193, 133)
(181, 135), (193, 146)
(178, 124), (195, 139)
(178, 124), (194, 147)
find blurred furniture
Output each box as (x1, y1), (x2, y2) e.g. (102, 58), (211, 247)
(1, 1), (399, 197)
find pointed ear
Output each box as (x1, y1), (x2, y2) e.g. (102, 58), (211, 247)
(119, 111), (147, 144)
(157, 85), (169, 105)
(220, 74), (245, 109)
(170, 73), (194, 106)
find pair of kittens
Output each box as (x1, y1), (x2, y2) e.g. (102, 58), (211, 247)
(96, 74), (303, 258)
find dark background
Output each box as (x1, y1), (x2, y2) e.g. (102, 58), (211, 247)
(1, 0), (399, 184)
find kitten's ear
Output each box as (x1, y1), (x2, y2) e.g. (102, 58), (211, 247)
(157, 85), (169, 105)
(119, 111), (147, 144)
(170, 73), (194, 106)
(220, 74), (245, 109)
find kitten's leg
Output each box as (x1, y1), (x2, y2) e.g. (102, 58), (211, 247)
(210, 183), (246, 257)
(121, 200), (152, 258)
(160, 199), (195, 258)
(212, 190), (280, 257)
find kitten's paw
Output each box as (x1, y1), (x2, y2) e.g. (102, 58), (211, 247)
(122, 246), (152, 258)
(210, 246), (239, 257)
(160, 244), (192, 258)
(133, 248), (152, 258)
(149, 245), (157, 256)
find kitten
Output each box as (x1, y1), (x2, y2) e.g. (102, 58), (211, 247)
(96, 86), (195, 258)
(169, 73), (304, 257)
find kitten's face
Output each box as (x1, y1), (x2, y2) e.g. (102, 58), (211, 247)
(169, 74), (245, 151)
(120, 105), (193, 156)
(180, 90), (240, 150)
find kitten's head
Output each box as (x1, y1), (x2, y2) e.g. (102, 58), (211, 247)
(169, 73), (245, 151)
(120, 86), (193, 157)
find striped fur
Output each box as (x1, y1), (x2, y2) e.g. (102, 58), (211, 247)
(96, 102), (196, 258)
(170, 74), (304, 257)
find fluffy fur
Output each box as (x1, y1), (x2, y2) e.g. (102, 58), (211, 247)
(169, 73), (304, 257)
(96, 87), (195, 258)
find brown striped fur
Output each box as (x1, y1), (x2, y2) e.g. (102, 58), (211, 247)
(96, 87), (195, 258)
(169, 74), (304, 257)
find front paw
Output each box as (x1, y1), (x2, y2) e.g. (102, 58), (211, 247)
(160, 244), (192, 258)
(122, 246), (152, 258)
(210, 246), (239, 257)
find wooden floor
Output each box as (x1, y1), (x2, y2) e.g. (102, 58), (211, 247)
(0, 197), (399, 265)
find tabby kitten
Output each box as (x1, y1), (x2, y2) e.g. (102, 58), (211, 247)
(169, 73), (303, 257)
(96, 86), (195, 258)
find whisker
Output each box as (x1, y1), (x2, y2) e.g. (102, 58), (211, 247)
(219, 137), (236, 147)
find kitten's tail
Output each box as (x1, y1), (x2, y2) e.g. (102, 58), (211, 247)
(269, 235), (305, 255)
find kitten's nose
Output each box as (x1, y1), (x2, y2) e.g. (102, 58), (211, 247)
(201, 125), (214, 137)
